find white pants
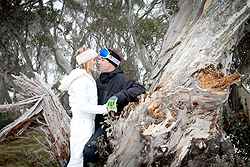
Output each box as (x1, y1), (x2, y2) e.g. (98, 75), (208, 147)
(67, 117), (95, 167)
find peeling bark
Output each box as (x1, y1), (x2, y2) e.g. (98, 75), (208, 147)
(0, 74), (70, 166)
(0, 96), (41, 113)
(0, 96), (43, 141)
(106, 1), (250, 167)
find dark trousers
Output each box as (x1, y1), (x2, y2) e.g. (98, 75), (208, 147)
(83, 127), (105, 166)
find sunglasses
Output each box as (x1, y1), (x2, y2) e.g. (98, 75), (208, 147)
(99, 48), (120, 66)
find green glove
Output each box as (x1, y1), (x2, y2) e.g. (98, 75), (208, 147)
(106, 96), (118, 112)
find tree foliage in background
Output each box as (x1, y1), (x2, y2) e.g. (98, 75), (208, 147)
(222, 28), (250, 160)
(0, 0), (171, 105)
(0, 0), (250, 166)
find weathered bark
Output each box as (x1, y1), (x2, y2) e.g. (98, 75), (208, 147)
(0, 96), (41, 113)
(0, 96), (43, 141)
(0, 74), (70, 166)
(106, 1), (250, 167)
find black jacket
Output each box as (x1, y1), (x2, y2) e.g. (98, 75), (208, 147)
(95, 68), (145, 128)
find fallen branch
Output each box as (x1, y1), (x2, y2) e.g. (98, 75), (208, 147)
(0, 96), (43, 142)
(0, 95), (42, 113)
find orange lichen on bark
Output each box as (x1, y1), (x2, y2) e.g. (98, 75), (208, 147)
(171, 111), (177, 119)
(196, 65), (240, 90)
(147, 101), (166, 119)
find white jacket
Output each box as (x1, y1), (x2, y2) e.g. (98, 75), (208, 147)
(59, 68), (107, 119)
(59, 68), (107, 167)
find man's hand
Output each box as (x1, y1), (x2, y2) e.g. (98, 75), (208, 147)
(106, 96), (118, 112)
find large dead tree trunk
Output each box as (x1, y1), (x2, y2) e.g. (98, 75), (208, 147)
(106, 1), (250, 167)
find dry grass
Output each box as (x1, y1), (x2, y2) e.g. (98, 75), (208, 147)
(0, 130), (59, 167)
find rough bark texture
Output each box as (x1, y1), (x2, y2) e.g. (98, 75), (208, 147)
(0, 74), (70, 166)
(106, 1), (250, 167)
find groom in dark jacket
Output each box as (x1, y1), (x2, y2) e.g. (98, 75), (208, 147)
(83, 48), (145, 166)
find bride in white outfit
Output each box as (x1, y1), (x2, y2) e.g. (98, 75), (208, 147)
(59, 48), (110, 167)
